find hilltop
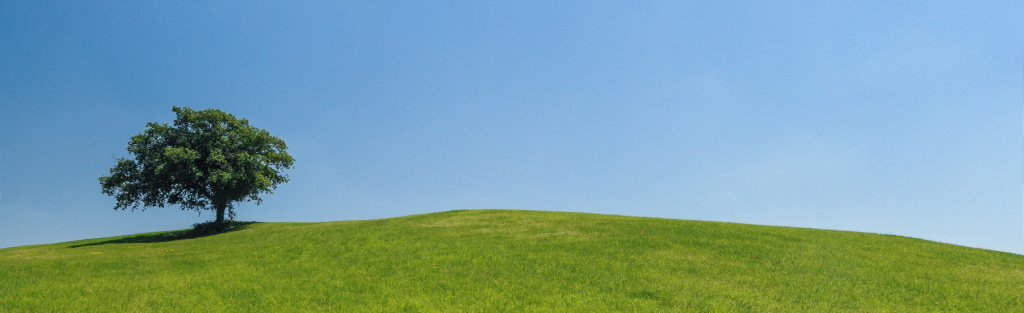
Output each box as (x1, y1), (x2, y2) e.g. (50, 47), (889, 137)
(1, 210), (1022, 312)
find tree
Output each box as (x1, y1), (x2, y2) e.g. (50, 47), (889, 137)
(100, 107), (294, 224)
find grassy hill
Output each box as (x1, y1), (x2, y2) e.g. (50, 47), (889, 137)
(1, 209), (1022, 312)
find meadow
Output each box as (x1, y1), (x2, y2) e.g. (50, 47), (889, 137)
(1, 209), (1021, 312)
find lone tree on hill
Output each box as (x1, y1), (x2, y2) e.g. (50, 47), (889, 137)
(100, 107), (293, 224)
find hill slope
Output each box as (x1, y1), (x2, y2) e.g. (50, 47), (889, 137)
(1, 210), (1022, 312)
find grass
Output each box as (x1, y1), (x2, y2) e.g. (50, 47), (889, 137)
(1, 209), (1022, 312)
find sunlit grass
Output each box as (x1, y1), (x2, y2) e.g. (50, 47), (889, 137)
(1, 209), (1022, 312)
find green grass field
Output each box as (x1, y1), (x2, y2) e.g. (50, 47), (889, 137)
(1, 209), (1022, 312)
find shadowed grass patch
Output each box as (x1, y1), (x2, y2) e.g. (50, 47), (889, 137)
(67, 221), (257, 248)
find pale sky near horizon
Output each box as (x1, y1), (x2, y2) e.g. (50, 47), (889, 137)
(1, 1), (1021, 255)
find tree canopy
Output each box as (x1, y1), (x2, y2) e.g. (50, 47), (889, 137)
(99, 107), (294, 223)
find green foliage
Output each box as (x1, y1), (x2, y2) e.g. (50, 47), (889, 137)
(1, 210), (1022, 312)
(99, 107), (293, 223)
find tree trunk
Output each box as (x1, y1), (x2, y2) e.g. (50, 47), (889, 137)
(215, 203), (226, 224)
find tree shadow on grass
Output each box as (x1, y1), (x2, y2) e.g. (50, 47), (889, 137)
(68, 221), (258, 248)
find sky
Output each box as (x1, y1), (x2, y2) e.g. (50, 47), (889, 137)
(1, 1), (1021, 255)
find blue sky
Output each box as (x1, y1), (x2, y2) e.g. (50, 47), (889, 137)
(1, 1), (1021, 255)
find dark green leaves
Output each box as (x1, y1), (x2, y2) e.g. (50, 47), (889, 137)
(100, 107), (293, 221)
